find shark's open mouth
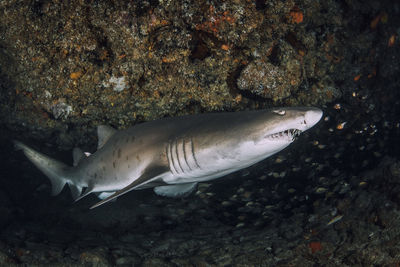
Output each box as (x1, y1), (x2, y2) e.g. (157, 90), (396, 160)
(266, 129), (302, 141)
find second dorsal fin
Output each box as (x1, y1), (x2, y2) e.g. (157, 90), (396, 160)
(97, 125), (117, 149)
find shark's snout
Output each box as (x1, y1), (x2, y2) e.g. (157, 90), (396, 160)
(304, 108), (323, 129)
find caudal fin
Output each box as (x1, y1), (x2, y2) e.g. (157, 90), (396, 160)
(14, 140), (74, 196)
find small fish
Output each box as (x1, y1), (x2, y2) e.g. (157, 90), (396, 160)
(336, 121), (347, 130)
(327, 215), (343, 226)
(15, 107), (323, 209)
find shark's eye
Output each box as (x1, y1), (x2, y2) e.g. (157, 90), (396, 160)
(273, 109), (286, 116)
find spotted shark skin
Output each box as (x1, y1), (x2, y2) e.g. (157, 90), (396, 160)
(14, 107), (323, 208)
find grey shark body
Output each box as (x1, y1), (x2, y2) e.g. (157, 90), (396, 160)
(15, 107), (322, 208)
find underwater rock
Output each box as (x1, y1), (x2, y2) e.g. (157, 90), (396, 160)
(237, 59), (301, 101)
(79, 249), (111, 266)
(0, 250), (13, 265)
(102, 76), (128, 92)
(50, 99), (73, 120)
(141, 258), (174, 267)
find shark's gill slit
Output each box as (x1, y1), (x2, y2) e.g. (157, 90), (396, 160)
(182, 138), (192, 172)
(190, 137), (201, 170)
(175, 139), (184, 174)
(167, 141), (178, 175)
(165, 144), (170, 171)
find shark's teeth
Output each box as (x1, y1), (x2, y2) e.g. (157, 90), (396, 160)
(266, 129), (302, 141)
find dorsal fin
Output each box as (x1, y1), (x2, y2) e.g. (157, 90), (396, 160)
(90, 165), (169, 209)
(97, 125), (117, 149)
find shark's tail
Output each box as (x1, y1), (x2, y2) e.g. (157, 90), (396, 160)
(14, 140), (81, 198)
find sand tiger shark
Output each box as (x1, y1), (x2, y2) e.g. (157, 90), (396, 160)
(14, 107), (322, 209)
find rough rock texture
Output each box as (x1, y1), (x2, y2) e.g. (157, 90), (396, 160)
(237, 59), (301, 101)
(0, 0), (397, 147)
(1, 0), (400, 266)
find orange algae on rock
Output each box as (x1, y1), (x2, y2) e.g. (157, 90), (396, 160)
(289, 6), (303, 24)
(309, 241), (322, 253)
(388, 34), (396, 47)
(195, 5), (235, 34)
(70, 72), (82, 80)
(221, 44), (229, 51)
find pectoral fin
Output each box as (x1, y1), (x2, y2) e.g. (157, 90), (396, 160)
(90, 165), (168, 209)
(154, 183), (197, 197)
(96, 192), (116, 200)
